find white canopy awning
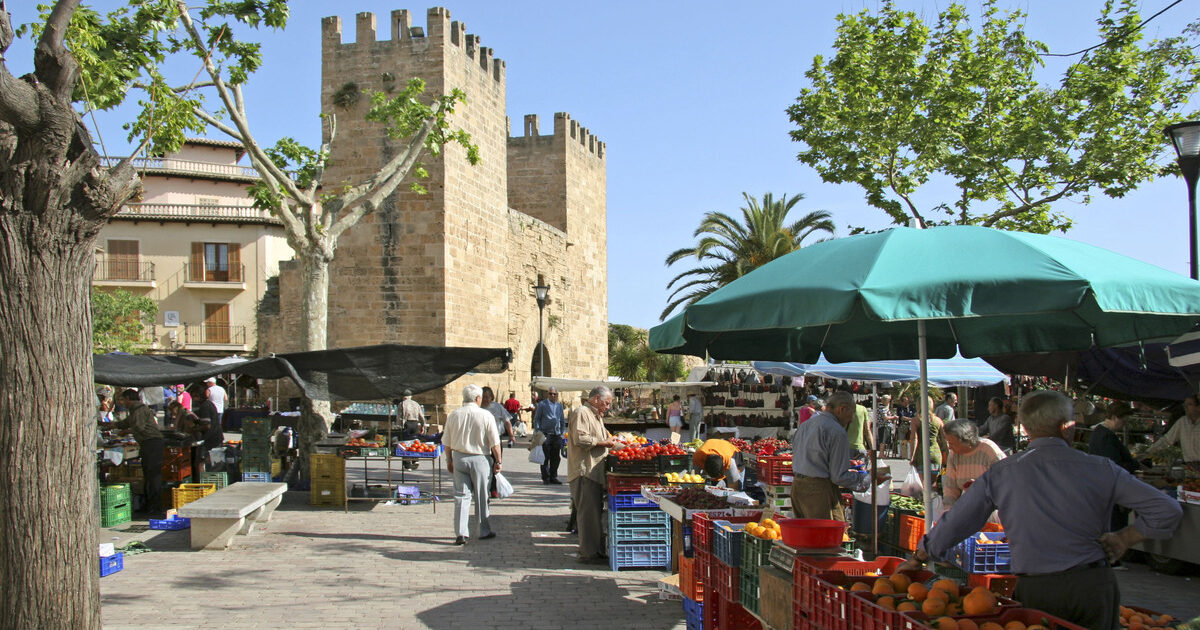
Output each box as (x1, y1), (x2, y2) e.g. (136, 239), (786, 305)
(531, 376), (716, 393)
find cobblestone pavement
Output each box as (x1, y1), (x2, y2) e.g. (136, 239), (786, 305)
(97, 447), (1198, 628)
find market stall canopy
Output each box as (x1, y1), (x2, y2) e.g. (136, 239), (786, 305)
(1168, 329), (1200, 367)
(753, 353), (1008, 388)
(650, 225), (1200, 362)
(94, 344), (511, 402)
(985, 343), (1200, 403)
(531, 376), (715, 393)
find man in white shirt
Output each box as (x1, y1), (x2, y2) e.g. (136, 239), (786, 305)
(688, 393), (705, 441)
(935, 392), (957, 422)
(205, 377), (227, 415)
(443, 384), (503, 545)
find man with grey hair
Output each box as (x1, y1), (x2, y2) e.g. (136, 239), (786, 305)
(442, 384), (503, 545)
(903, 390), (1183, 630)
(567, 385), (624, 564)
(789, 391), (887, 521)
(533, 387), (566, 484)
(934, 392), (957, 422)
(941, 419), (1005, 509)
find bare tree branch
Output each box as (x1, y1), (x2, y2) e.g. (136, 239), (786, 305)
(980, 184), (1075, 226)
(33, 0), (81, 101)
(192, 107), (244, 143)
(0, 6), (43, 129)
(329, 118), (434, 239)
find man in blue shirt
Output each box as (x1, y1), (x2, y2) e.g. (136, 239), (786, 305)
(901, 390), (1182, 630)
(789, 391), (887, 521)
(533, 387), (566, 484)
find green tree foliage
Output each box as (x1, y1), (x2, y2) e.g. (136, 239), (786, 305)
(91, 289), (157, 353)
(787, 0), (1200, 233)
(662, 192), (834, 320)
(609, 324), (688, 382)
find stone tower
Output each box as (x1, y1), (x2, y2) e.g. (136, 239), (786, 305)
(260, 7), (608, 417)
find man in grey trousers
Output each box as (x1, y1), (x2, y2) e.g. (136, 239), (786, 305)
(443, 384), (503, 545)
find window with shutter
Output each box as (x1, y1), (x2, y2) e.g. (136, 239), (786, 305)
(190, 243), (205, 282)
(204, 243), (229, 281)
(204, 303), (230, 344)
(108, 240), (139, 280)
(227, 243), (241, 282)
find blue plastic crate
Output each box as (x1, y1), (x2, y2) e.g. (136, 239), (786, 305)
(608, 542), (671, 571)
(607, 492), (655, 511)
(394, 444), (443, 458)
(610, 508), (669, 528)
(241, 472), (271, 483)
(609, 523), (671, 544)
(952, 531), (1011, 574)
(712, 520), (747, 567)
(99, 552), (124, 577)
(149, 516), (191, 530)
(683, 596), (704, 630)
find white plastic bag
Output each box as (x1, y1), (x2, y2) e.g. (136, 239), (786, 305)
(495, 473), (514, 498)
(930, 494), (947, 522)
(528, 445), (546, 465)
(901, 467), (924, 498)
(852, 479), (892, 506)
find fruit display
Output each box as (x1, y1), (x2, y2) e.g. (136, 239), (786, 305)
(744, 518), (782, 540)
(664, 471), (705, 484)
(614, 432), (649, 446)
(612, 442), (687, 461)
(892, 495), (926, 514)
(346, 437), (384, 448)
(729, 437), (752, 452)
(750, 437), (791, 456)
(682, 438), (704, 449)
(1119, 606), (1176, 628)
(396, 440), (437, 453)
(669, 487), (733, 510)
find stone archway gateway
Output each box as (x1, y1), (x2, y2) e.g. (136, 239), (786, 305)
(531, 343), (552, 378)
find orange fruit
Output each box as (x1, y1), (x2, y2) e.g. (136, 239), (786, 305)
(907, 582), (929, 602)
(933, 578), (960, 594)
(926, 588), (952, 602)
(872, 578), (896, 595)
(932, 617), (959, 630)
(1003, 622), (1027, 630)
(889, 572), (913, 592)
(850, 582), (872, 592)
(962, 588), (998, 616)
(922, 597), (947, 616)
(898, 600), (919, 611)
(876, 596), (896, 610)
(958, 621), (980, 630)
(946, 603), (962, 616)
(979, 624), (1005, 630)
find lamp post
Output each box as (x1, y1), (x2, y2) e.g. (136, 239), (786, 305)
(533, 283), (550, 377)
(1165, 121), (1200, 280)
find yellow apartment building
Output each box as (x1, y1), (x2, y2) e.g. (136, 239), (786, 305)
(94, 138), (293, 357)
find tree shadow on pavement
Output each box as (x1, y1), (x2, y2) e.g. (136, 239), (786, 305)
(415, 573), (683, 630)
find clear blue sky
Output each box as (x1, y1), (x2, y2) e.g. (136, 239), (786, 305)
(8, 1), (1198, 331)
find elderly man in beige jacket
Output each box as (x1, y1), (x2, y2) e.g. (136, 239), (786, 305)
(567, 385), (625, 564)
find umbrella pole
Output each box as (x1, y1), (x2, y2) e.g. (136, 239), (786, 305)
(871, 382), (879, 557)
(918, 321), (933, 535)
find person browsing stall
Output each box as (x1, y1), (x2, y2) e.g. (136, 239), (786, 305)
(1144, 394), (1200, 463)
(692, 438), (741, 490)
(789, 391), (888, 521)
(567, 385), (624, 565)
(941, 419), (1005, 510)
(114, 389), (165, 518)
(899, 390), (1182, 630)
(442, 384), (502, 545)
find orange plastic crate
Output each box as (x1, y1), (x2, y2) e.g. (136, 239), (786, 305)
(967, 573), (1018, 597)
(899, 514), (926, 551)
(679, 553), (704, 602)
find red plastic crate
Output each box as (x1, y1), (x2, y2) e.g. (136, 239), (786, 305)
(806, 571), (853, 630)
(692, 512), (761, 554)
(162, 463), (192, 482)
(713, 594), (762, 630)
(902, 608), (1088, 630)
(702, 585), (720, 630)
(846, 570), (938, 630)
(967, 573), (1018, 597)
(793, 555), (904, 615)
(711, 559), (740, 603)
(755, 455), (794, 484)
(679, 553), (704, 602)
(694, 548), (712, 589)
(606, 473), (658, 494)
(899, 514), (925, 551)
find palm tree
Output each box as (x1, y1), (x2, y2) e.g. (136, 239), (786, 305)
(661, 192), (835, 320)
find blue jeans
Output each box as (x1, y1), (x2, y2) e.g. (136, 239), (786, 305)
(451, 452), (492, 538)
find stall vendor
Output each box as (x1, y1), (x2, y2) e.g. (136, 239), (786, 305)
(899, 390), (1182, 630)
(115, 389), (165, 518)
(692, 438), (741, 490)
(1144, 394), (1200, 463)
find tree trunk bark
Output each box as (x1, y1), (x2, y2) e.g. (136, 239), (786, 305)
(0, 214), (102, 628)
(296, 250), (332, 480)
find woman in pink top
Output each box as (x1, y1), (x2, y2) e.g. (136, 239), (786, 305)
(797, 395), (821, 424)
(942, 419), (1005, 508)
(667, 395), (683, 440)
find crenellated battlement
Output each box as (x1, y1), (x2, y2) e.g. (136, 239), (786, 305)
(321, 7), (505, 83)
(508, 112), (605, 159)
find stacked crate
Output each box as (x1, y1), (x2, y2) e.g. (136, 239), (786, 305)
(692, 512), (764, 630)
(309, 453), (346, 507)
(200, 471), (228, 490)
(605, 472), (671, 571)
(99, 482), (132, 528)
(162, 445), (191, 482)
(240, 417), (273, 480)
(760, 483), (792, 520)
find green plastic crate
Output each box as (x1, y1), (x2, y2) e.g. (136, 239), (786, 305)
(100, 503), (131, 528)
(200, 472), (228, 490)
(99, 483), (131, 508)
(739, 561), (761, 615)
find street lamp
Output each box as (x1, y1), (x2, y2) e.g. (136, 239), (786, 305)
(1164, 121), (1200, 280)
(533, 282), (550, 377)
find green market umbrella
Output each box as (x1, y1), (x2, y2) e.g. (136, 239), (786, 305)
(650, 224), (1200, 530)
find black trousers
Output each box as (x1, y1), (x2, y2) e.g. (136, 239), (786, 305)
(541, 434), (563, 481)
(139, 438), (165, 513)
(1014, 564), (1119, 630)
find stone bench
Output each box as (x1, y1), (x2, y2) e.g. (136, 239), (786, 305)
(176, 482), (288, 550)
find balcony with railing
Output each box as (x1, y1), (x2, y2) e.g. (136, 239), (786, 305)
(102, 156), (261, 180)
(183, 323), (247, 349)
(115, 202), (281, 225)
(93, 259), (155, 287)
(183, 263), (246, 289)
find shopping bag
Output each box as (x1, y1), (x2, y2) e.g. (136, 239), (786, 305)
(929, 493), (947, 522)
(852, 479), (892, 506)
(901, 467), (924, 498)
(528, 430), (545, 451)
(495, 473), (514, 498)
(528, 445), (546, 465)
